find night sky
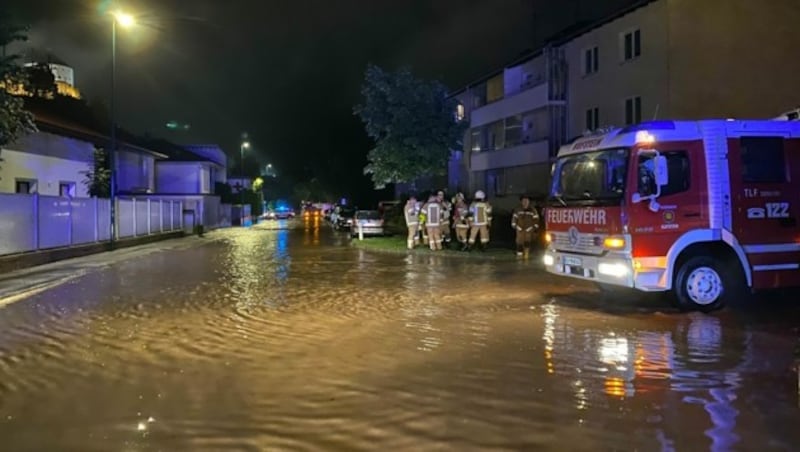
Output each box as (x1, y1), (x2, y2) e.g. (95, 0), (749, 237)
(5, 0), (637, 199)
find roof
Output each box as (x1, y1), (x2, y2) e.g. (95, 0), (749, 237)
(22, 49), (70, 67)
(144, 139), (219, 164)
(23, 96), (167, 158)
(549, 0), (660, 45)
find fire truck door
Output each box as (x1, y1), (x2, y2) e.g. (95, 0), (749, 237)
(726, 135), (800, 288)
(628, 148), (706, 256)
(727, 136), (797, 246)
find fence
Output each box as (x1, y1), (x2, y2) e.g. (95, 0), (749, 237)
(0, 193), (183, 256)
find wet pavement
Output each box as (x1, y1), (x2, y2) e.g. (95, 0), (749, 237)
(0, 218), (798, 451)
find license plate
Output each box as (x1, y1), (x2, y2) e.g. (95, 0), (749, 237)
(564, 256), (583, 267)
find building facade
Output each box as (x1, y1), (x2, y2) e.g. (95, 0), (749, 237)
(450, 0), (800, 206)
(451, 46), (567, 208)
(563, 0), (800, 139)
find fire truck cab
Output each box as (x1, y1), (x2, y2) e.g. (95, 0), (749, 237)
(543, 117), (800, 311)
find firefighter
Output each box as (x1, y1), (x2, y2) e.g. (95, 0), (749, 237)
(453, 194), (470, 250)
(467, 190), (492, 251)
(422, 194), (443, 250)
(417, 198), (428, 245)
(404, 195), (420, 249)
(511, 194), (540, 258)
(437, 190), (452, 247)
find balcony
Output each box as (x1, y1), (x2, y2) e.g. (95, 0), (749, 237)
(471, 82), (560, 128)
(470, 139), (549, 172)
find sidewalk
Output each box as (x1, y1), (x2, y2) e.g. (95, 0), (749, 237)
(0, 232), (224, 307)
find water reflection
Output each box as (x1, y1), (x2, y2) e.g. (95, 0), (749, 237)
(537, 301), (795, 450)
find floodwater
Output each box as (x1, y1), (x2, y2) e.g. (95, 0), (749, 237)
(0, 218), (798, 451)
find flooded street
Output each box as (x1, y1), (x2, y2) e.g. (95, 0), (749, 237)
(0, 220), (798, 451)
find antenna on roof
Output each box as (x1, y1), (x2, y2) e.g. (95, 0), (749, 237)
(652, 104), (660, 120)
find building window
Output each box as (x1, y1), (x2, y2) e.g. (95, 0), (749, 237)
(583, 46), (599, 75)
(625, 96), (642, 125)
(15, 180), (33, 194)
(585, 107), (600, 131)
(623, 29), (641, 61)
(59, 182), (76, 198)
(470, 128), (483, 152)
(740, 137), (786, 183)
(504, 115), (523, 147)
(455, 103), (465, 121)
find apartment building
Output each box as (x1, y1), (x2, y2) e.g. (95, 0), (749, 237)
(450, 46), (568, 207)
(563, 0), (800, 138)
(450, 0), (800, 205)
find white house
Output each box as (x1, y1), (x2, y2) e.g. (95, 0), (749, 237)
(0, 112), (166, 198)
(154, 142), (227, 195)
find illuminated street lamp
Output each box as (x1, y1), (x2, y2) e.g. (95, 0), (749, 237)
(240, 140), (250, 223)
(109, 10), (135, 248)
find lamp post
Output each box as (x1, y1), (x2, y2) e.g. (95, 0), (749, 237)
(109, 11), (135, 248)
(240, 140), (250, 225)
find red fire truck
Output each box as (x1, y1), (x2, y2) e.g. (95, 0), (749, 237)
(543, 115), (800, 311)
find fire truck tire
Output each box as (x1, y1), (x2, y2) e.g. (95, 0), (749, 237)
(673, 256), (742, 312)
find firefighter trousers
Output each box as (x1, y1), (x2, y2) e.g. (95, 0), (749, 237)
(455, 225), (469, 244)
(469, 224), (490, 245)
(515, 229), (535, 254)
(406, 224), (419, 249)
(440, 221), (451, 241)
(427, 226), (442, 250)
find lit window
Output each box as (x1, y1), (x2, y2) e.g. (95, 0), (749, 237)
(456, 103), (465, 121)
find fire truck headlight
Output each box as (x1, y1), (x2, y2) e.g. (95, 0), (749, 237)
(598, 262), (630, 277)
(543, 254), (555, 266)
(603, 237), (626, 249)
(545, 232), (552, 244)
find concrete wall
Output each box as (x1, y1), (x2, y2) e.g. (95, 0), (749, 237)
(116, 150), (155, 193)
(0, 131), (93, 197)
(667, 0), (800, 119)
(155, 162), (211, 194)
(0, 193), (183, 256)
(564, 0), (671, 138)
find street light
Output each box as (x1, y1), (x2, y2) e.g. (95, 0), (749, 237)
(109, 10), (135, 249)
(240, 140), (250, 225)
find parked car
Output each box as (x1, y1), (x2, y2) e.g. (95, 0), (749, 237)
(350, 210), (385, 237)
(264, 207), (295, 220)
(334, 207), (355, 231)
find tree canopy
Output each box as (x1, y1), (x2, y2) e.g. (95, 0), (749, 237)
(0, 16), (35, 149)
(354, 64), (466, 190)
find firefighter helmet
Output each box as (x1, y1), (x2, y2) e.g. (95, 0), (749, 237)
(475, 190), (485, 200)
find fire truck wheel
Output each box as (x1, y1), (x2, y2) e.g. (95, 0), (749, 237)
(674, 256), (739, 312)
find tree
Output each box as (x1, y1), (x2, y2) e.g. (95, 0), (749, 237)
(23, 62), (56, 98)
(0, 17), (36, 177)
(354, 64), (467, 189)
(81, 146), (111, 198)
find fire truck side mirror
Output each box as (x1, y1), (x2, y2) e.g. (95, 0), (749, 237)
(654, 155), (669, 187)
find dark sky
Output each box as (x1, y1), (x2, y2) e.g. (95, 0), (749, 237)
(5, 0), (637, 197)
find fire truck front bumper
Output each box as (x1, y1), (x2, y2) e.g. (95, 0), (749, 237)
(542, 250), (635, 288)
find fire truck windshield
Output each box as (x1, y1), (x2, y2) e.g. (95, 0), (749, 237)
(549, 148), (629, 206)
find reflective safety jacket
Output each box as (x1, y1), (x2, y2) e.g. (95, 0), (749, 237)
(512, 206), (540, 232)
(404, 202), (420, 226)
(423, 201), (442, 227)
(469, 201), (492, 226)
(454, 205), (470, 228)
(440, 200), (452, 224)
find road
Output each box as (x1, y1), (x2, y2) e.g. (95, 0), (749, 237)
(0, 218), (798, 451)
